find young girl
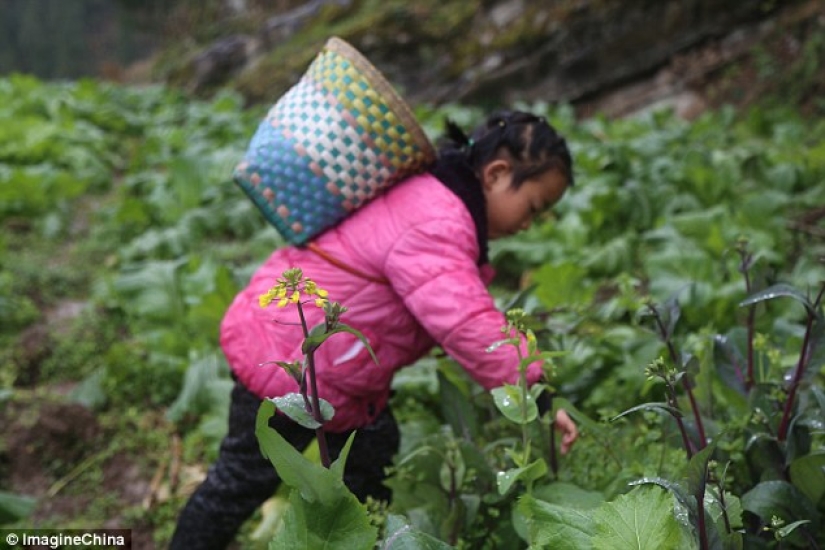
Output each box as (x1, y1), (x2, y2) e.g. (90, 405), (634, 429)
(171, 110), (579, 549)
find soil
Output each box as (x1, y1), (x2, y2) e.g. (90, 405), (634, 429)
(0, 396), (162, 549)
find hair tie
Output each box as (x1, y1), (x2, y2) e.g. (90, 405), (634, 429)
(466, 138), (474, 148)
(498, 119), (506, 127)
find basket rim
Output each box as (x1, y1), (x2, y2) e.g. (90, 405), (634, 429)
(324, 36), (436, 163)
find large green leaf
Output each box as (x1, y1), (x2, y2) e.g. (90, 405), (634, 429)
(255, 400), (340, 505)
(437, 370), (479, 440)
(491, 384), (538, 424)
(739, 283), (814, 314)
(684, 440), (718, 502)
(496, 459), (547, 495)
(582, 235), (635, 276)
(270, 393), (334, 430)
(379, 514), (454, 549)
(789, 452), (825, 505)
(0, 490), (36, 525)
(712, 332), (748, 399)
(303, 323), (379, 367)
(744, 434), (785, 482)
(533, 261), (596, 310)
(702, 486), (745, 535)
(112, 258), (188, 323)
(533, 481), (606, 510)
(592, 486), (692, 550)
(516, 494), (596, 550)
(166, 351), (226, 423)
(741, 480), (821, 530)
(630, 477), (691, 514)
(269, 485), (376, 550)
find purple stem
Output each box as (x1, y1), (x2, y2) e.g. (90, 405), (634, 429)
(777, 284), (825, 442)
(297, 302), (331, 467)
(650, 305), (707, 452)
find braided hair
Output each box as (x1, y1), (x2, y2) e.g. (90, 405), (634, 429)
(439, 110), (574, 189)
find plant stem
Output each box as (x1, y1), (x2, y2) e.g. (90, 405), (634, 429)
(743, 262), (756, 390)
(777, 283), (824, 441)
(307, 352), (331, 467)
(658, 415), (671, 473)
(715, 482), (732, 534)
(447, 463), (460, 546)
(650, 305), (706, 452)
(47, 446), (115, 498)
(665, 381), (694, 460)
(680, 366), (707, 449)
(297, 302), (331, 467)
(547, 393), (558, 478)
(696, 484), (709, 550)
(515, 333), (531, 464)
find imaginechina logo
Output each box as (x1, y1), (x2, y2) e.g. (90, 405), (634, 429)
(20, 532), (127, 548)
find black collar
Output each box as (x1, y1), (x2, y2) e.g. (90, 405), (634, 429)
(429, 151), (489, 265)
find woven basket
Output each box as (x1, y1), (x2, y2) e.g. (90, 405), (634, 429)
(233, 36), (436, 244)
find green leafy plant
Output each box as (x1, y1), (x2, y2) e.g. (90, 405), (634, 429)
(487, 309), (564, 474)
(256, 267), (374, 465)
(610, 243), (824, 549)
(2, 72), (824, 547)
(252, 268), (379, 547)
(254, 268), (453, 548)
(0, 490), (36, 526)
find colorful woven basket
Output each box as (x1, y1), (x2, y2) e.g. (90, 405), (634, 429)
(233, 36), (436, 244)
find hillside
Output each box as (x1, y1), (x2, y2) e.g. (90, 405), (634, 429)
(143, 0), (825, 119)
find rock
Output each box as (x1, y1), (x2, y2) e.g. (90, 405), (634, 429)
(164, 0), (820, 115)
(261, 0), (353, 47)
(190, 35), (259, 92)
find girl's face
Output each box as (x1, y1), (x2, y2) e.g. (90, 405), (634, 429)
(482, 159), (568, 239)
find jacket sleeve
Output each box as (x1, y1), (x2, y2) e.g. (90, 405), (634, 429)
(384, 217), (543, 390)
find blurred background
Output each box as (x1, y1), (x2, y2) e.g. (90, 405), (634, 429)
(3, 0), (823, 117)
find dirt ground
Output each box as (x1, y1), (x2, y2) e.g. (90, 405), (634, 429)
(0, 394), (180, 550)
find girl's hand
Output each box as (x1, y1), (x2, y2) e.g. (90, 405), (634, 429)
(555, 409), (578, 454)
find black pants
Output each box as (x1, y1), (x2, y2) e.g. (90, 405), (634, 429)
(169, 381), (399, 549)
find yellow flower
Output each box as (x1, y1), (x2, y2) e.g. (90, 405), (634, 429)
(526, 330), (537, 354)
(305, 279), (318, 295)
(263, 271), (332, 309)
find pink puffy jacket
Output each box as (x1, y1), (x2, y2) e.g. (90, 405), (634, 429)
(220, 172), (542, 432)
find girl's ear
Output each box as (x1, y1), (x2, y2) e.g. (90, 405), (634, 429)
(480, 159), (512, 190)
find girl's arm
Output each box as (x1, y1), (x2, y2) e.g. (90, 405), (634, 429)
(385, 218), (542, 389)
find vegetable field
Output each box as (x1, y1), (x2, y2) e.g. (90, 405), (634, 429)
(0, 74), (823, 548)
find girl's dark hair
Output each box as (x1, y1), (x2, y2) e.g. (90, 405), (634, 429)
(439, 110), (574, 188)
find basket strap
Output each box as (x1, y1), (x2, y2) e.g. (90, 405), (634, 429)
(305, 243), (390, 285)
